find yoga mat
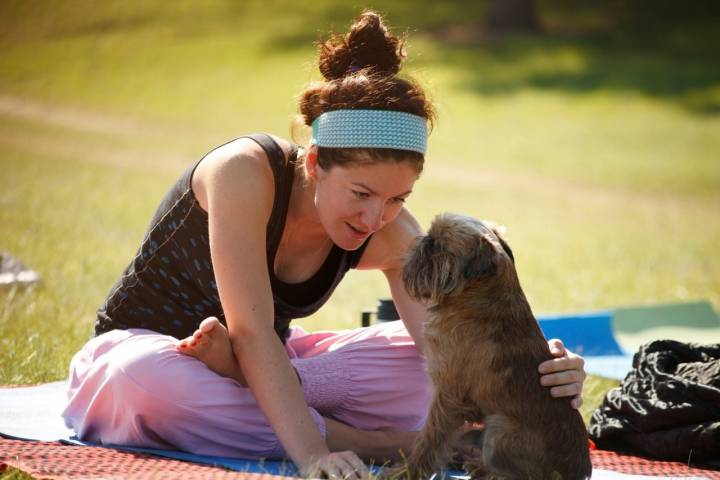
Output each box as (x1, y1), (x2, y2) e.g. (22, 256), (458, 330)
(2, 382), (718, 479)
(2, 438), (716, 480)
(0, 381), (301, 476)
(362, 300), (720, 380)
(537, 301), (720, 380)
(537, 310), (634, 380)
(614, 301), (720, 351)
(1, 437), (296, 480)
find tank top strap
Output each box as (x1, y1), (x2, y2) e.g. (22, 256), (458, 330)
(346, 238), (371, 269)
(242, 133), (298, 272)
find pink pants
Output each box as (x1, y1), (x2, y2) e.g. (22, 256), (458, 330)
(62, 321), (431, 459)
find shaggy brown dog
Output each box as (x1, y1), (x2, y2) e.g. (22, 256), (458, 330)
(400, 213), (592, 479)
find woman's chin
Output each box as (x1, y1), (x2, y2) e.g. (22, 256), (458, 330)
(332, 223), (370, 250)
(334, 236), (367, 251)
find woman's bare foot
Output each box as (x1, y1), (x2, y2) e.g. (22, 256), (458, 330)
(177, 317), (246, 385)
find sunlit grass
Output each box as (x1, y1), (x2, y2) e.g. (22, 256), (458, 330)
(0, 468), (35, 480)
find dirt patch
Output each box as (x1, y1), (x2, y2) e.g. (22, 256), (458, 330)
(0, 95), (196, 172)
(0, 95), (154, 137)
(424, 162), (716, 213)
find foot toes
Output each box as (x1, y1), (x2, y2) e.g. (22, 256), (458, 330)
(199, 316), (220, 333)
(178, 335), (201, 352)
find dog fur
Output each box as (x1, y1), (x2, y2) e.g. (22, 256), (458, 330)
(399, 213), (592, 479)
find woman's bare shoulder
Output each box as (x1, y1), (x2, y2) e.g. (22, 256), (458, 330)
(356, 207), (425, 272)
(192, 135), (295, 213)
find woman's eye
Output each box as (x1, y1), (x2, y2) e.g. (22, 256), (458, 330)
(392, 197), (407, 204)
(353, 191), (370, 199)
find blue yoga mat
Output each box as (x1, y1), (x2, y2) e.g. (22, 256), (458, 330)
(0, 381), (336, 476)
(0, 381), (441, 477)
(537, 310), (633, 380)
(1, 382), (710, 479)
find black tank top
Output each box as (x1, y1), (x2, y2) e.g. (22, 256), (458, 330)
(94, 134), (371, 342)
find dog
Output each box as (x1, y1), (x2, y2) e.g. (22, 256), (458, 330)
(399, 213), (592, 479)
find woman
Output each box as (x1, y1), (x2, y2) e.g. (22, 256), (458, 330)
(63, 12), (586, 479)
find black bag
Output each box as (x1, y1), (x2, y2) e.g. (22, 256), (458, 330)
(589, 340), (720, 464)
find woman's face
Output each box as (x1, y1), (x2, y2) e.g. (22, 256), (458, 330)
(311, 158), (420, 250)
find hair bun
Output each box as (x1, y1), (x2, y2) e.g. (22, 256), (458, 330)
(318, 11), (405, 81)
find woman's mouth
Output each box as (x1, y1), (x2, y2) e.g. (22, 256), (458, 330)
(345, 222), (369, 239)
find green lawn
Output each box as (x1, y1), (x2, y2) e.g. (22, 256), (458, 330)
(1, 0), (718, 445)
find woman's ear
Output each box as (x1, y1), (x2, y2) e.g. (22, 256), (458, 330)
(305, 145), (319, 179)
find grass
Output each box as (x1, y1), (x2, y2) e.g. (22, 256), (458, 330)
(1, 1), (719, 477)
(0, 469), (34, 480)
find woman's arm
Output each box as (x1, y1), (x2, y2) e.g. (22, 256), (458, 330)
(197, 139), (365, 478)
(356, 208), (428, 353)
(324, 416), (416, 463)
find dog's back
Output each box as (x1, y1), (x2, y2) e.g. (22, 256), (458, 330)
(469, 263), (592, 479)
(426, 289), (592, 479)
(402, 214), (592, 479)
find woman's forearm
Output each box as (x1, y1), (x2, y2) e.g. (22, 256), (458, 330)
(324, 417), (417, 463)
(232, 330), (329, 470)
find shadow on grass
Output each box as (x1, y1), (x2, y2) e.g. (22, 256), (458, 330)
(429, 25), (720, 115)
(257, 1), (720, 115)
(2, 0), (718, 115)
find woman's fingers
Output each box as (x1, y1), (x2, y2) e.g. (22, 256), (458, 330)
(547, 338), (566, 356)
(540, 369), (585, 387)
(324, 464), (342, 480)
(549, 382), (583, 399)
(312, 451), (367, 480)
(538, 340), (587, 409)
(538, 351), (586, 375)
(338, 451), (368, 478)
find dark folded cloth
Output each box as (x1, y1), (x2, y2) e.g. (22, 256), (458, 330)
(589, 340), (720, 464)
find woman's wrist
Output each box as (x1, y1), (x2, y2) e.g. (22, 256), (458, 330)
(324, 417), (415, 462)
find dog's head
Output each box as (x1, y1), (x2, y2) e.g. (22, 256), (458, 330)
(402, 213), (515, 305)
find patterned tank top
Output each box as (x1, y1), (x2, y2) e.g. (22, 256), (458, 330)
(94, 134), (371, 342)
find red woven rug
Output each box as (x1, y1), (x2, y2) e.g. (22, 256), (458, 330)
(1, 438), (718, 479)
(590, 448), (720, 478)
(0, 439), (295, 480)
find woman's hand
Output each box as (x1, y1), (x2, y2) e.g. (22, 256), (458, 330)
(325, 417), (417, 464)
(538, 339), (587, 409)
(302, 451), (369, 480)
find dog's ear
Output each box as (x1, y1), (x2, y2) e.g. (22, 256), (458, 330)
(495, 234), (515, 264)
(463, 234), (500, 280)
(403, 235), (464, 304)
(480, 220), (514, 264)
(403, 235), (438, 301)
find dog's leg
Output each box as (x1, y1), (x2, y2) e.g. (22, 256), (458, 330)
(403, 392), (465, 480)
(450, 429), (487, 479)
(462, 452), (487, 480)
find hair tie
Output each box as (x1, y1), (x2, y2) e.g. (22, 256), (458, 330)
(347, 64), (361, 73)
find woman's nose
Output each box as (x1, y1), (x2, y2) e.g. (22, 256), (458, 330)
(362, 202), (385, 232)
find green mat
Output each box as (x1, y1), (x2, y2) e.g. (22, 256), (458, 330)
(614, 300), (720, 352)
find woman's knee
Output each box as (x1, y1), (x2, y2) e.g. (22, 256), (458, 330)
(135, 342), (214, 398)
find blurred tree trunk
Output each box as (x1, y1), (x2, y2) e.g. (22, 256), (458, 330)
(484, 0), (541, 33)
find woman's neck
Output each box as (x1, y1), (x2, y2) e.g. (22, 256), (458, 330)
(284, 166), (329, 245)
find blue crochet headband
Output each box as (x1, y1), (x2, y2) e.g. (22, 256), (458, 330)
(311, 109), (428, 155)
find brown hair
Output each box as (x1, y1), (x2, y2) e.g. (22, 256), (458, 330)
(296, 11), (435, 173)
